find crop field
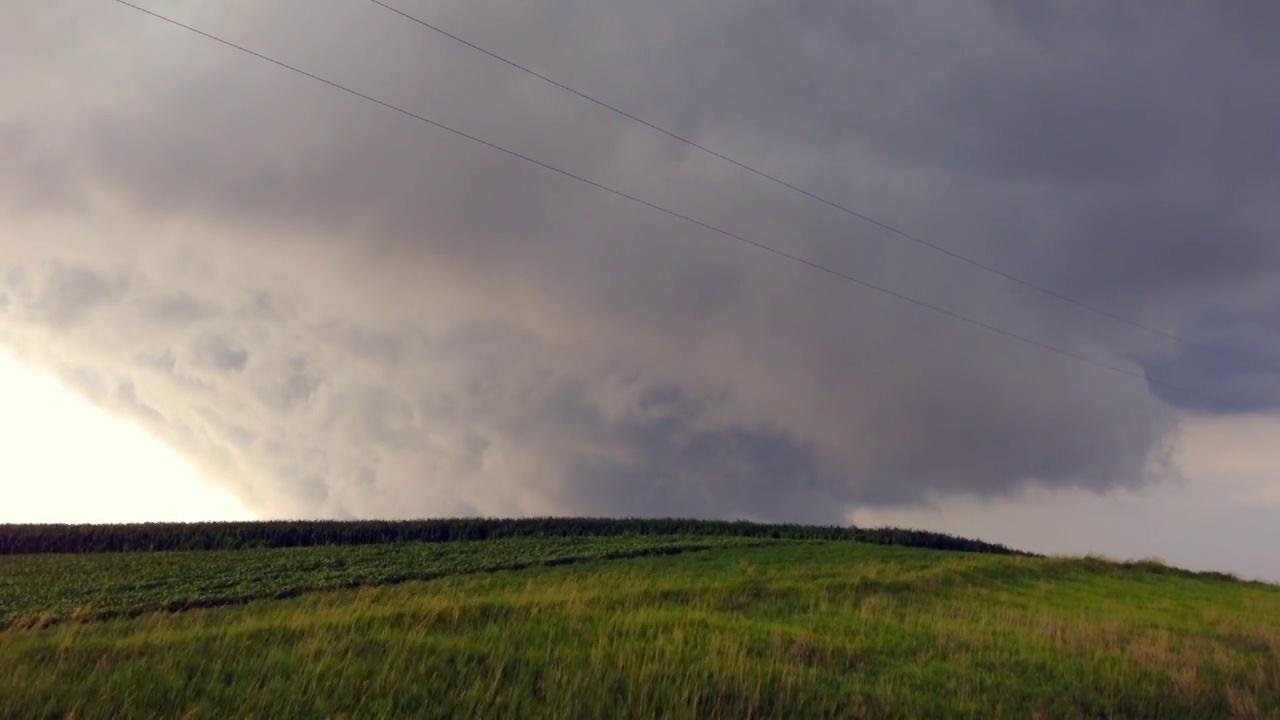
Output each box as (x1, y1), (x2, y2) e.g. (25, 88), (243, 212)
(0, 517), (1019, 554)
(0, 526), (1277, 718)
(0, 534), (756, 627)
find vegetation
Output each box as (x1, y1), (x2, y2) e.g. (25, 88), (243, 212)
(0, 517), (1021, 554)
(1, 541), (1276, 719)
(0, 534), (754, 628)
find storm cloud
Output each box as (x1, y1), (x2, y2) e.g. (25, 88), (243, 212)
(1, 0), (1277, 521)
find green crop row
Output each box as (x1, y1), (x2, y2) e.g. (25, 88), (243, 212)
(0, 517), (1022, 555)
(0, 534), (759, 627)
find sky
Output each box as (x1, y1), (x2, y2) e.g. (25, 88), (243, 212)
(1, 1), (1278, 580)
(0, 349), (252, 523)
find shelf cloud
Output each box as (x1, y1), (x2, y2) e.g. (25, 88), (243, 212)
(2, 0), (1277, 522)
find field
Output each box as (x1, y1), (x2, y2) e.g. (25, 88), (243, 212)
(0, 524), (1277, 718)
(0, 534), (755, 626)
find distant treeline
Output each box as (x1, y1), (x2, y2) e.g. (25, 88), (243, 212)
(0, 517), (1025, 556)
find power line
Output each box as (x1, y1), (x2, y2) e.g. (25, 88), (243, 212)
(367, 0), (1280, 381)
(112, 0), (1234, 411)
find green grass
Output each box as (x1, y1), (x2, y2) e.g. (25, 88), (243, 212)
(0, 534), (756, 627)
(1, 540), (1276, 718)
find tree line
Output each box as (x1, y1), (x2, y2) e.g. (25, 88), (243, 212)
(0, 517), (1026, 556)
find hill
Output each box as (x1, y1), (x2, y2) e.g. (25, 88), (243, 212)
(0, 517), (1019, 554)
(0, 521), (1275, 718)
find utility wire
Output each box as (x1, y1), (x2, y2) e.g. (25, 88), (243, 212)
(367, 0), (1280, 380)
(112, 0), (1233, 411)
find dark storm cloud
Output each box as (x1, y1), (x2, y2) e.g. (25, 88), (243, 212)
(1143, 299), (1280, 415)
(541, 382), (843, 523)
(1050, 198), (1277, 304)
(0, 0), (1276, 519)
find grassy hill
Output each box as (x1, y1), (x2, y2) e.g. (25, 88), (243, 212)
(0, 521), (1275, 718)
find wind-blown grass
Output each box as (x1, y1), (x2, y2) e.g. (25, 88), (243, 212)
(1, 540), (1276, 718)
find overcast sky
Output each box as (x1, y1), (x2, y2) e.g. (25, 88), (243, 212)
(2, 1), (1278, 579)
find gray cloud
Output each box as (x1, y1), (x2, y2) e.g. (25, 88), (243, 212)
(29, 263), (130, 327)
(0, 0), (1276, 521)
(143, 292), (215, 326)
(1143, 298), (1280, 415)
(189, 333), (249, 374)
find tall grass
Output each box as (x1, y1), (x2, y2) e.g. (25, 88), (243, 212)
(1, 542), (1276, 718)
